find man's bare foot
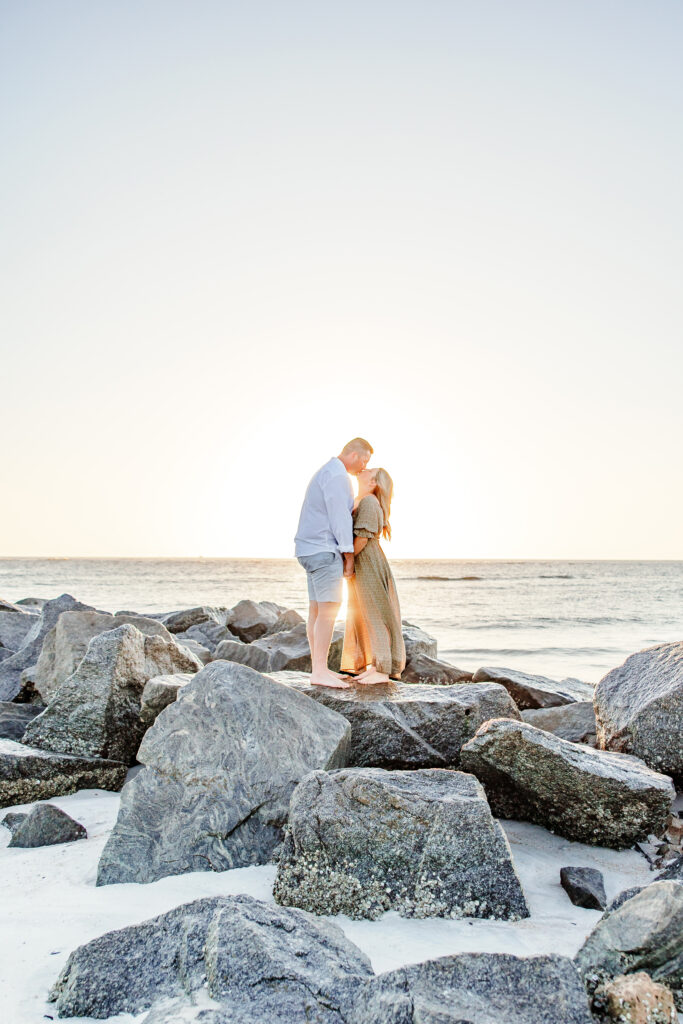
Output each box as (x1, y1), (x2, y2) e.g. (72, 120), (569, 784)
(310, 670), (352, 688)
(356, 669), (391, 685)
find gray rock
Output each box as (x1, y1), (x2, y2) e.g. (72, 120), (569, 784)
(347, 952), (593, 1024)
(214, 625), (344, 674)
(560, 867), (607, 910)
(594, 642), (683, 780)
(657, 854), (683, 882)
(176, 620), (236, 653)
(575, 880), (683, 1011)
(16, 597), (46, 611)
(0, 607), (39, 652)
(139, 673), (193, 727)
(0, 594), (95, 702)
(172, 637), (211, 664)
(472, 666), (594, 709)
(212, 638), (271, 672)
(23, 625), (201, 764)
(97, 661), (350, 884)
(401, 621), (438, 659)
(522, 701), (597, 745)
(34, 609), (181, 702)
(1, 811), (27, 833)
(225, 599), (284, 642)
(270, 672), (520, 769)
(0, 738), (126, 807)
(401, 653), (473, 685)
(460, 719), (675, 848)
(0, 701), (42, 741)
(274, 767), (529, 921)
(262, 608), (305, 636)
(49, 893), (373, 1022)
(0, 648), (14, 663)
(0, 597), (32, 613)
(160, 606), (229, 634)
(8, 802), (87, 847)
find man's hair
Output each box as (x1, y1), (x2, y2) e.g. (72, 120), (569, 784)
(341, 437), (374, 457)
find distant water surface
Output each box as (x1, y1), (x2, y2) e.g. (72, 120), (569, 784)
(1, 558), (681, 683)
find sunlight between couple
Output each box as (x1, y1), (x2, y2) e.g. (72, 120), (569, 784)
(294, 437), (406, 688)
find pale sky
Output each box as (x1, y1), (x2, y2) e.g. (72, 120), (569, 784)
(2, 1), (682, 559)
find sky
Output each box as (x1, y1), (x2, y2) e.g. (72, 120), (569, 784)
(1, 1), (682, 559)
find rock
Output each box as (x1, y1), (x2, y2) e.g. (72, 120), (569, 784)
(176, 620), (235, 653)
(401, 621), (438, 659)
(139, 673), (193, 727)
(33, 609), (182, 702)
(594, 643), (683, 780)
(97, 661), (350, 884)
(595, 971), (678, 1023)
(49, 893), (373, 1021)
(0, 597), (32, 613)
(0, 738), (126, 807)
(172, 637), (211, 664)
(1, 811), (27, 833)
(522, 701), (597, 745)
(270, 673), (520, 769)
(262, 608), (305, 636)
(0, 607), (39, 652)
(460, 719), (675, 848)
(160, 606), (229, 634)
(401, 652), (473, 685)
(274, 767), (529, 921)
(212, 638), (271, 672)
(225, 599), (284, 642)
(0, 593), (95, 702)
(575, 881), (683, 1011)
(0, 648), (14, 663)
(23, 624), (201, 764)
(657, 854), (683, 882)
(0, 701), (42, 741)
(560, 867), (607, 910)
(472, 666), (594, 709)
(16, 597), (46, 611)
(8, 802), (87, 847)
(251, 623), (315, 671)
(347, 953), (593, 1024)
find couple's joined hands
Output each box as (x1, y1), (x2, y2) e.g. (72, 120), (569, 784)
(343, 553), (355, 579)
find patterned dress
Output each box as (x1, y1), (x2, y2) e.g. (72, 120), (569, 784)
(341, 494), (406, 679)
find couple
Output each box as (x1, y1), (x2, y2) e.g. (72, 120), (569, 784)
(294, 437), (406, 689)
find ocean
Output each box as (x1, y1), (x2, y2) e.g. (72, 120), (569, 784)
(1, 558), (681, 685)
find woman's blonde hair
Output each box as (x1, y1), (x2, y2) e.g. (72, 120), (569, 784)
(374, 468), (394, 541)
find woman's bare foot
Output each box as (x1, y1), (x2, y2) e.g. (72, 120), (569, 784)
(356, 669), (391, 685)
(310, 669), (352, 688)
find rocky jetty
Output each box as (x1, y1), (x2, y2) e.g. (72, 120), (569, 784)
(460, 718), (675, 847)
(274, 767), (529, 920)
(97, 661), (350, 884)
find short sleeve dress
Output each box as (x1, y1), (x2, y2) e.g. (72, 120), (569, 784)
(340, 494), (406, 679)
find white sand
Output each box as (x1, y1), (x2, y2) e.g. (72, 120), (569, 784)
(0, 786), (658, 1024)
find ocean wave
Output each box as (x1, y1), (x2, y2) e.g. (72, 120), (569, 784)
(444, 645), (622, 657)
(539, 574), (573, 579)
(412, 575), (483, 582)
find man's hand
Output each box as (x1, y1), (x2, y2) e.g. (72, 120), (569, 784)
(343, 553), (355, 578)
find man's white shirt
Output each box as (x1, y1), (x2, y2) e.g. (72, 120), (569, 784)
(294, 457), (354, 557)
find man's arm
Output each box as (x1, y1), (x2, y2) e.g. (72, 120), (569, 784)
(322, 473), (354, 571)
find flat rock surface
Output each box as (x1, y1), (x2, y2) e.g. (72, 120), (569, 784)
(460, 719), (675, 848)
(522, 702), (597, 745)
(270, 672), (520, 769)
(50, 893), (373, 1022)
(594, 642), (683, 780)
(472, 666), (594, 709)
(347, 952), (593, 1024)
(9, 802), (87, 848)
(97, 661), (351, 884)
(274, 767), (529, 921)
(0, 738), (127, 808)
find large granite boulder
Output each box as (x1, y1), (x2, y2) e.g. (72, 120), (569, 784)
(460, 719), (675, 848)
(212, 637), (270, 671)
(159, 606), (229, 634)
(0, 738), (126, 807)
(139, 673), (194, 727)
(23, 625), (201, 764)
(0, 605), (38, 652)
(401, 653), (473, 685)
(225, 599), (284, 642)
(270, 672), (520, 769)
(49, 894), (373, 1022)
(262, 608), (305, 635)
(0, 701), (42, 741)
(214, 624), (344, 673)
(401, 621), (438, 659)
(175, 619), (236, 653)
(522, 701), (597, 745)
(594, 642), (683, 780)
(472, 666), (594, 709)
(575, 881), (683, 1012)
(347, 953), (593, 1024)
(33, 609), (181, 702)
(8, 802), (87, 847)
(0, 593), (94, 701)
(274, 767), (529, 921)
(97, 661), (350, 884)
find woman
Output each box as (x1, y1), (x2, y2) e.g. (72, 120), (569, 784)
(340, 467), (406, 684)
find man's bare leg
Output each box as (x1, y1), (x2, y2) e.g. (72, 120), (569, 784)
(310, 601), (351, 688)
(306, 602), (318, 669)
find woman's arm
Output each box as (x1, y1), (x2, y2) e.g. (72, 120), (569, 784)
(354, 536), (368, 555)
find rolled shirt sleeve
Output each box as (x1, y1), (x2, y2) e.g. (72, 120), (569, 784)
(322, 472), (354, 553)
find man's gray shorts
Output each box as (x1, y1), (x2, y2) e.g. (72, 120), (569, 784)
(297, 551), (344, 604)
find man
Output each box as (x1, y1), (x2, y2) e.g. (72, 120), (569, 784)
(295, 437), (373, 688)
